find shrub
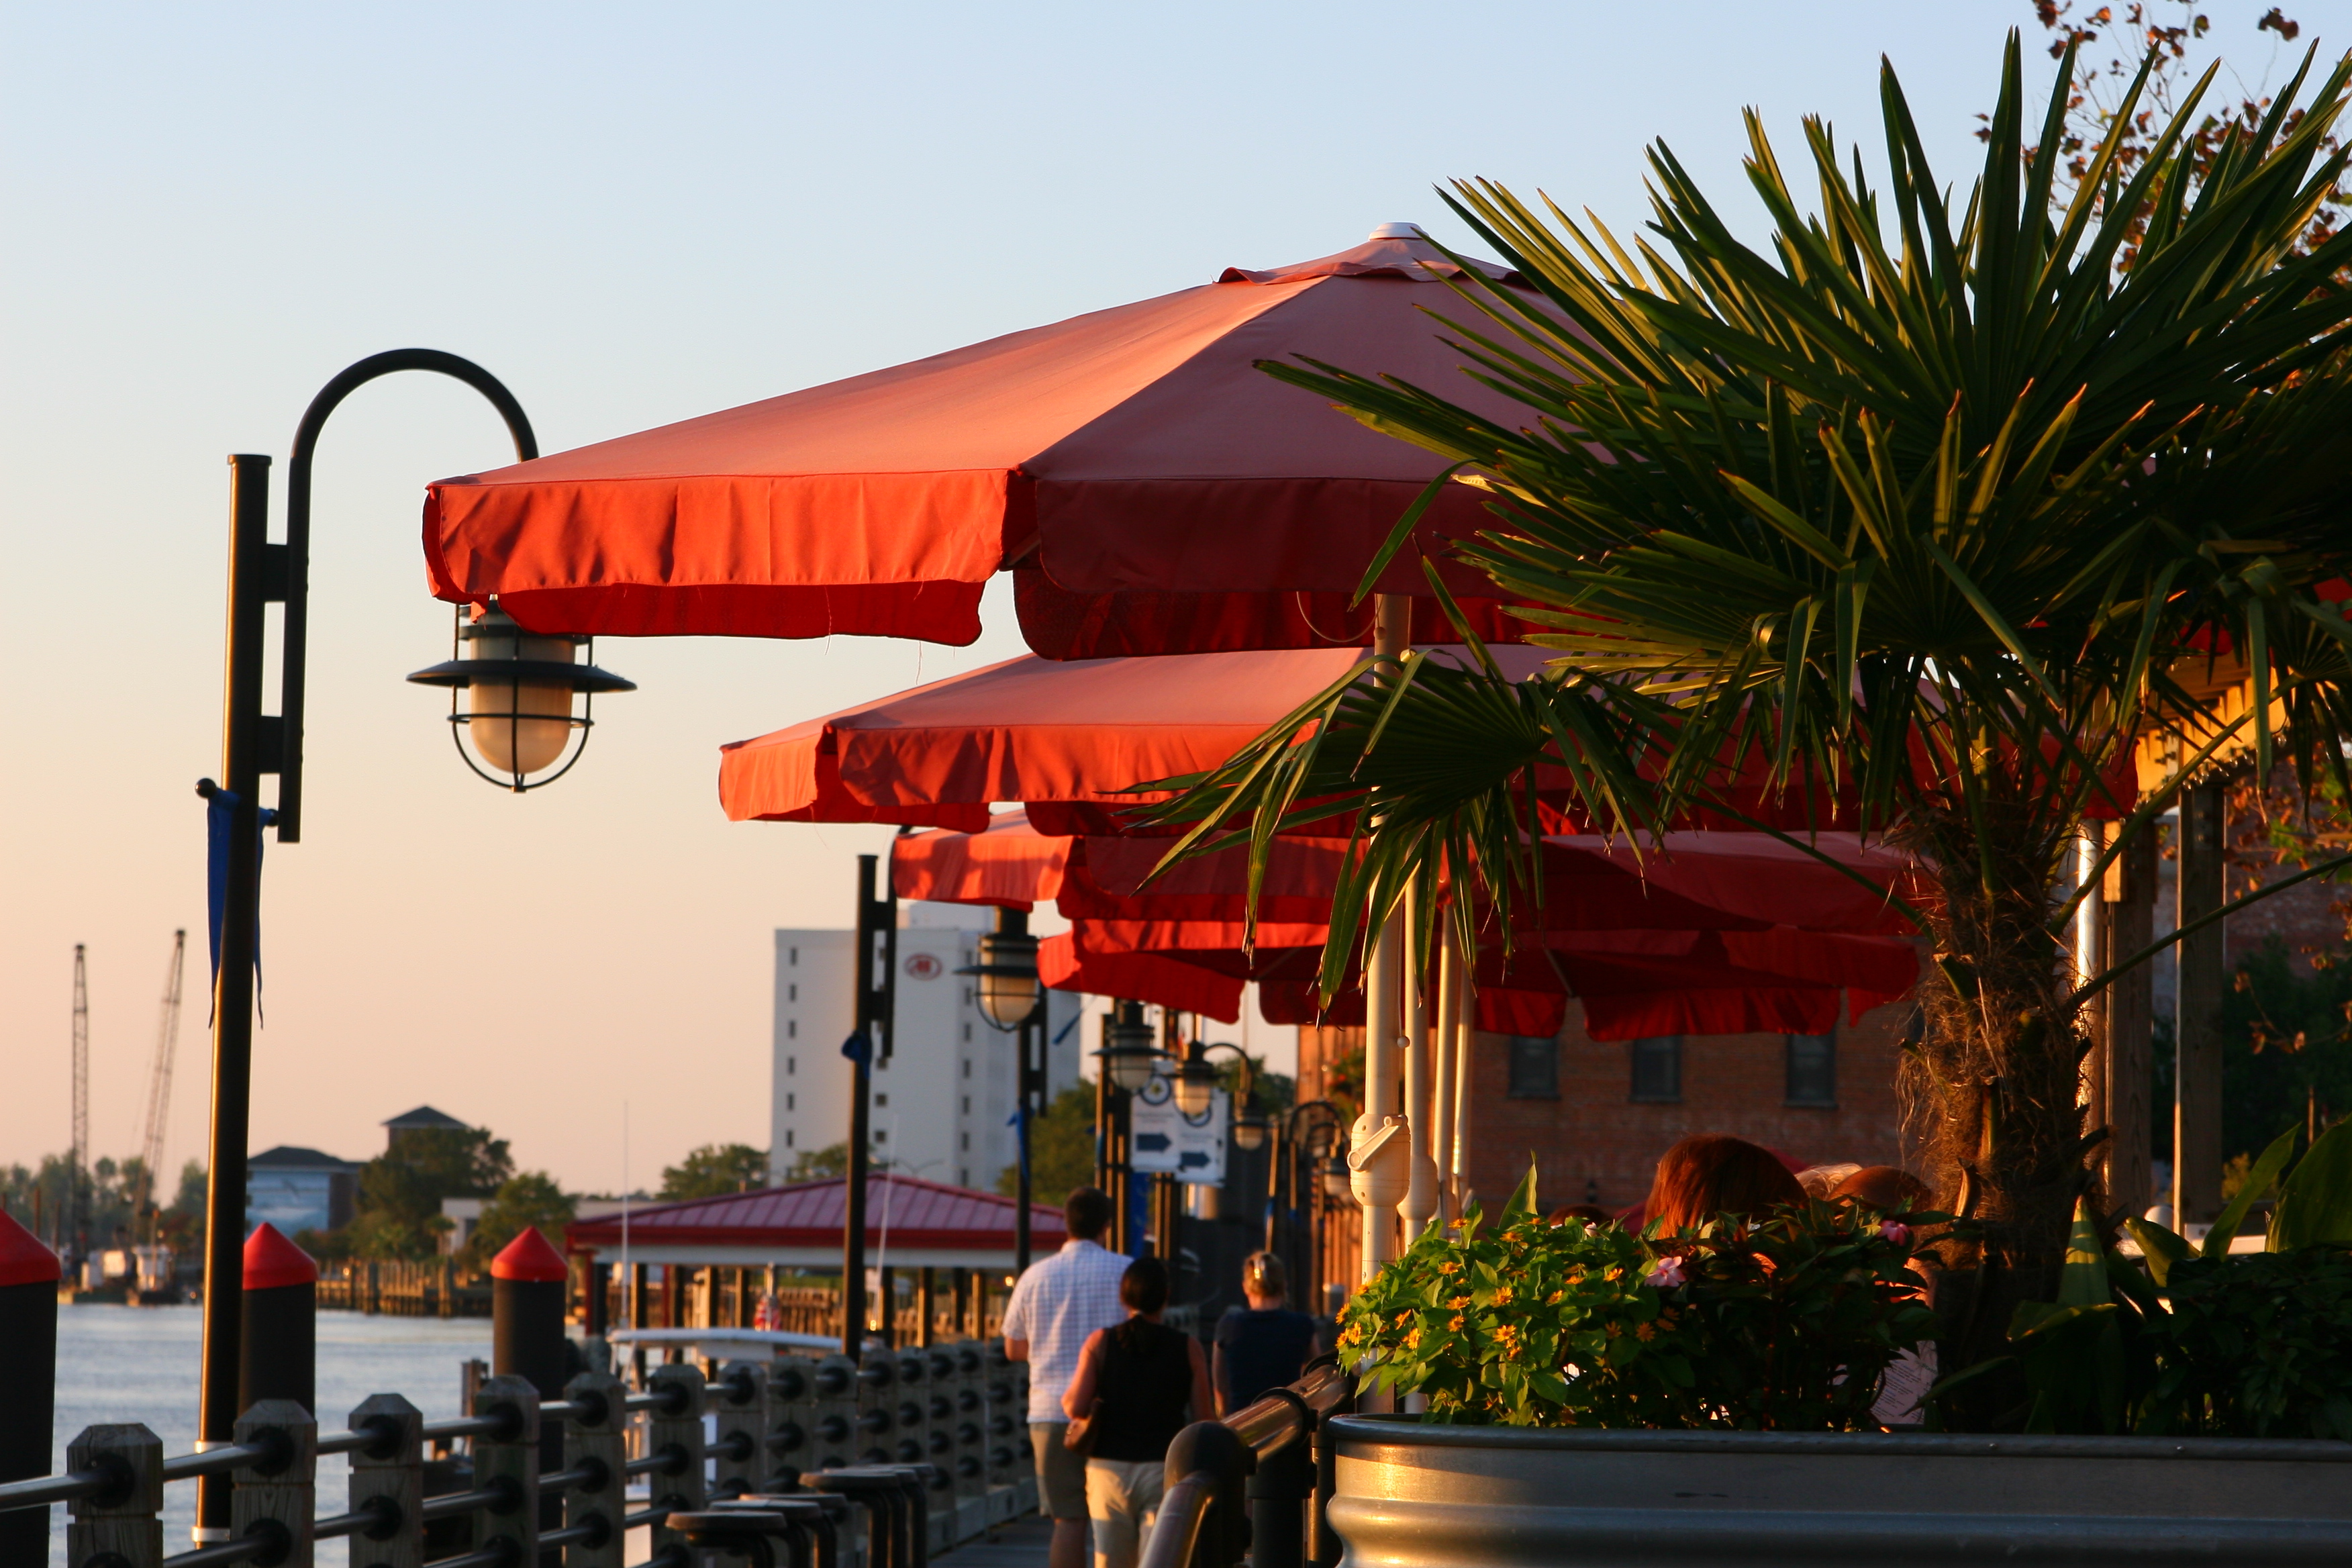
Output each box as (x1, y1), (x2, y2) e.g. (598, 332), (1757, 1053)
(2141, 1248), (2352, 1439)
(1338, 1169), (1938, 1430)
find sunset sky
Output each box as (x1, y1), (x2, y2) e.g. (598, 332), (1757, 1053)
(5, 2), (2334, 1191)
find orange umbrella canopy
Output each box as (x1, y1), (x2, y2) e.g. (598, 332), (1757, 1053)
(717, 644), (1553, 830)
(424, 230), (1549, 657)
(891, 813), (1923, 1038)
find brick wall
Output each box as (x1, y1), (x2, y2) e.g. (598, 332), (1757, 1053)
(1300, 995), (1917, 1218)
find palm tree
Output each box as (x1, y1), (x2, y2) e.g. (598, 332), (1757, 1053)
(1159, 36), (2352, 1323)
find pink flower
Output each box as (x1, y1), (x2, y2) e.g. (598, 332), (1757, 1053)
(1878, 1221), (1912, 1246)
(1643, 1257), (1686, 1289)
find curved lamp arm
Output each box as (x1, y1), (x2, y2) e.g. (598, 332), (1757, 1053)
(277, 349), (537, 841)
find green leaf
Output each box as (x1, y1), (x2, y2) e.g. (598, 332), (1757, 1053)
(1502, 1157), (1540, 1222)
(2059, 1198), (2111, 1307)
(2206, 1126), (2299, 1259)
(2122, 1217), (2192, 1287)
(2271, 1119), (2352, 1251)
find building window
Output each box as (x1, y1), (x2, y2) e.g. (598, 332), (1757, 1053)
(789, 946), (798, 965)
(1630, 1036), (1682, 1103)
(959, 1168), (969, 1185)
(962, 1023), (972, 1042)
(788, 983), (797, 1001)
(961, 1096), (971, 1115)
(786, 1093), (795, 1111)
(785, 1130), (795, 1148)
(875, 1128), (888, 1143)
(1506, 1035), (1559, 1099)
(961, 1132), (970, 1150)
(962, 1061), (971, 1079)
(876, 1093), (889, 1108)
(787, 1056), (795, 1075)
(787, 1020), (796, 1039)
(1785, 1031), (1837, 1107)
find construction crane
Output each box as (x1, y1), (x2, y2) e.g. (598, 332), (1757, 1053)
(70, 944), (89, 1255)
(136, 931), (188, 1232)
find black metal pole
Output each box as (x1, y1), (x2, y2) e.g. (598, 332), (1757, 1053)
(1015, 1011), (1035, 1276)
(195, 451), (271, 1544)
(493, 1228), (572, 1566)
(194, 352), (534, 1542)
(844, 854), (881, 1359)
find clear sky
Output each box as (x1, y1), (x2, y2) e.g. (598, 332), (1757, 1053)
(3, 2), (2339, 1193)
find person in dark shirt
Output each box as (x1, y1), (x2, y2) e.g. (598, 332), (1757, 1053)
(1212, 1252), (1320, 1414)
(1061, 1255), (1212, 1568)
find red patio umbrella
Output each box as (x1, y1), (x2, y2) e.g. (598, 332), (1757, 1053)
(891, 813), (1922, 1037)
(424, 229), (1556, 657)
(718, 644), (1553, 830)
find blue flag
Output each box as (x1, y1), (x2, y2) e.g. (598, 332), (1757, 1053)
(841, 1028), (873, 1067)
(205, 788), (277, 1018)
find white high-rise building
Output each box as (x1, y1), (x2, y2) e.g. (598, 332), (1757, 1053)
(772, 904), (1087, 1191)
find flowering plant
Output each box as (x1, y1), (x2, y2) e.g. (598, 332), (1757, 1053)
(1336, 1165), (1941, 1429)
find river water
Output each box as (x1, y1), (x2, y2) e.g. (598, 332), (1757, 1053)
(44, 1303), (491, 1566)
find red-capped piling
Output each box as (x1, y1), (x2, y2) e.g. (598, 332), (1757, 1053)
(239, 1223), (317, 1416)
(0, 1210), (60, 1564)
(493, 1226), (573, 1559)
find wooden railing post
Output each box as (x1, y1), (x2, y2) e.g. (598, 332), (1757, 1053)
(66, 1423), (162, 1568)
(563, 1370), (627, 1568)
(348, 1392), (424, 1568)
(711, 1358), (771, 1499)
(647, 1362), (708, 1559)
(469, 1373), (541, 1566)
(232, 1400), (317, 1567)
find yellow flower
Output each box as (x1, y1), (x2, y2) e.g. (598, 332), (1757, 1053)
(1448, 1315), (1465, 1332)
(1393, 1310), (1414, 1328)
(1492, 1285), (1515, 1306)
(1447, 1295), (1471, 1310)
(1634, 1322), (1657, 1342)
(1438, 1259), (1461, 1275)
(1605, 1322), (1623, 1338)
(1604, 1267), (1625, 1281)
(1546, 1289), (1563, 1304)
(1406, 1328), (1423, 1350)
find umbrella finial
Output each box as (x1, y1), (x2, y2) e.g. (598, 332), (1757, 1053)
(1368, 222), (1424, 240)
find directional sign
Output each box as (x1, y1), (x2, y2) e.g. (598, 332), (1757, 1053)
(1128, 1076), (1226, 1185)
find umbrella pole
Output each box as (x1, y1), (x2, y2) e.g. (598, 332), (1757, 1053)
(1431, 927), (1461, 1225)
(1452, 961), (1476, 1214)
(1399, 887), (1436, 1248)
(1356, 595), (1411, 1283)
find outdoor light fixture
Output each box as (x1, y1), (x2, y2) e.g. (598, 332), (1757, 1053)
(1171, 1038), (1253, 1120)
(1320, 1153), (1353, 1204)
(407, 601), (635, 791)
(1096, 1001), (1164, 1093)
(956, 911), (1042, 1030)
(1231, 1099), (1269, 1152)
(1173, 1048), (1221, 1118)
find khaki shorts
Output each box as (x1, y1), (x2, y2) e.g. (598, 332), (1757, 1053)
(1030, 1422), (1089, 1521)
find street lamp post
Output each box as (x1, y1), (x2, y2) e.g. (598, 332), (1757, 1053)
(1092, 1001), (1161, 1255)
(958, 908), (1044, 1275)
(193, 351), (629, 1545)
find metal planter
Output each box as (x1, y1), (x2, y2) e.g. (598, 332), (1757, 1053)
(1326, 1414), (2352, 1565)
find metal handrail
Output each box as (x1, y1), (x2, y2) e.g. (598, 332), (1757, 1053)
(0, 1466), (115, 1512)
(160, 1533), (275, 1568)
(161, 1437), (283, 1483)
(1137, 1472), (1216, 1568)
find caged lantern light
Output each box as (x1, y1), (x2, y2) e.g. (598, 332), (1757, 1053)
(1231, 1098), (1269, 1152)
(1095, 999), (1165, 1093)
(407, 601), (635, 790)
(955, 909), (1042, 1030)
(1171, 1038), (1252, 1120)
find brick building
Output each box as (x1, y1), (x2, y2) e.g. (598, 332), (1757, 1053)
(1298, 992), (1919, 1254)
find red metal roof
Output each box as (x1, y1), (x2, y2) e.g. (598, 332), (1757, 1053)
(566, 1174), (1067, 1254)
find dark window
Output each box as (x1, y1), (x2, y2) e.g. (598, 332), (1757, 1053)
(1785, 1031), (1837, 1106)
(1630, 1036), (1682, 1103)
(1506, 1034), (1559, 1098)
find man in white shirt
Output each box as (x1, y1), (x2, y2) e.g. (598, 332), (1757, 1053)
(1002, 1187), (1128, 1568)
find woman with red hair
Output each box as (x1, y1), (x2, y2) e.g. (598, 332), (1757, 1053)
(1645, 1134), (1807, 1231)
